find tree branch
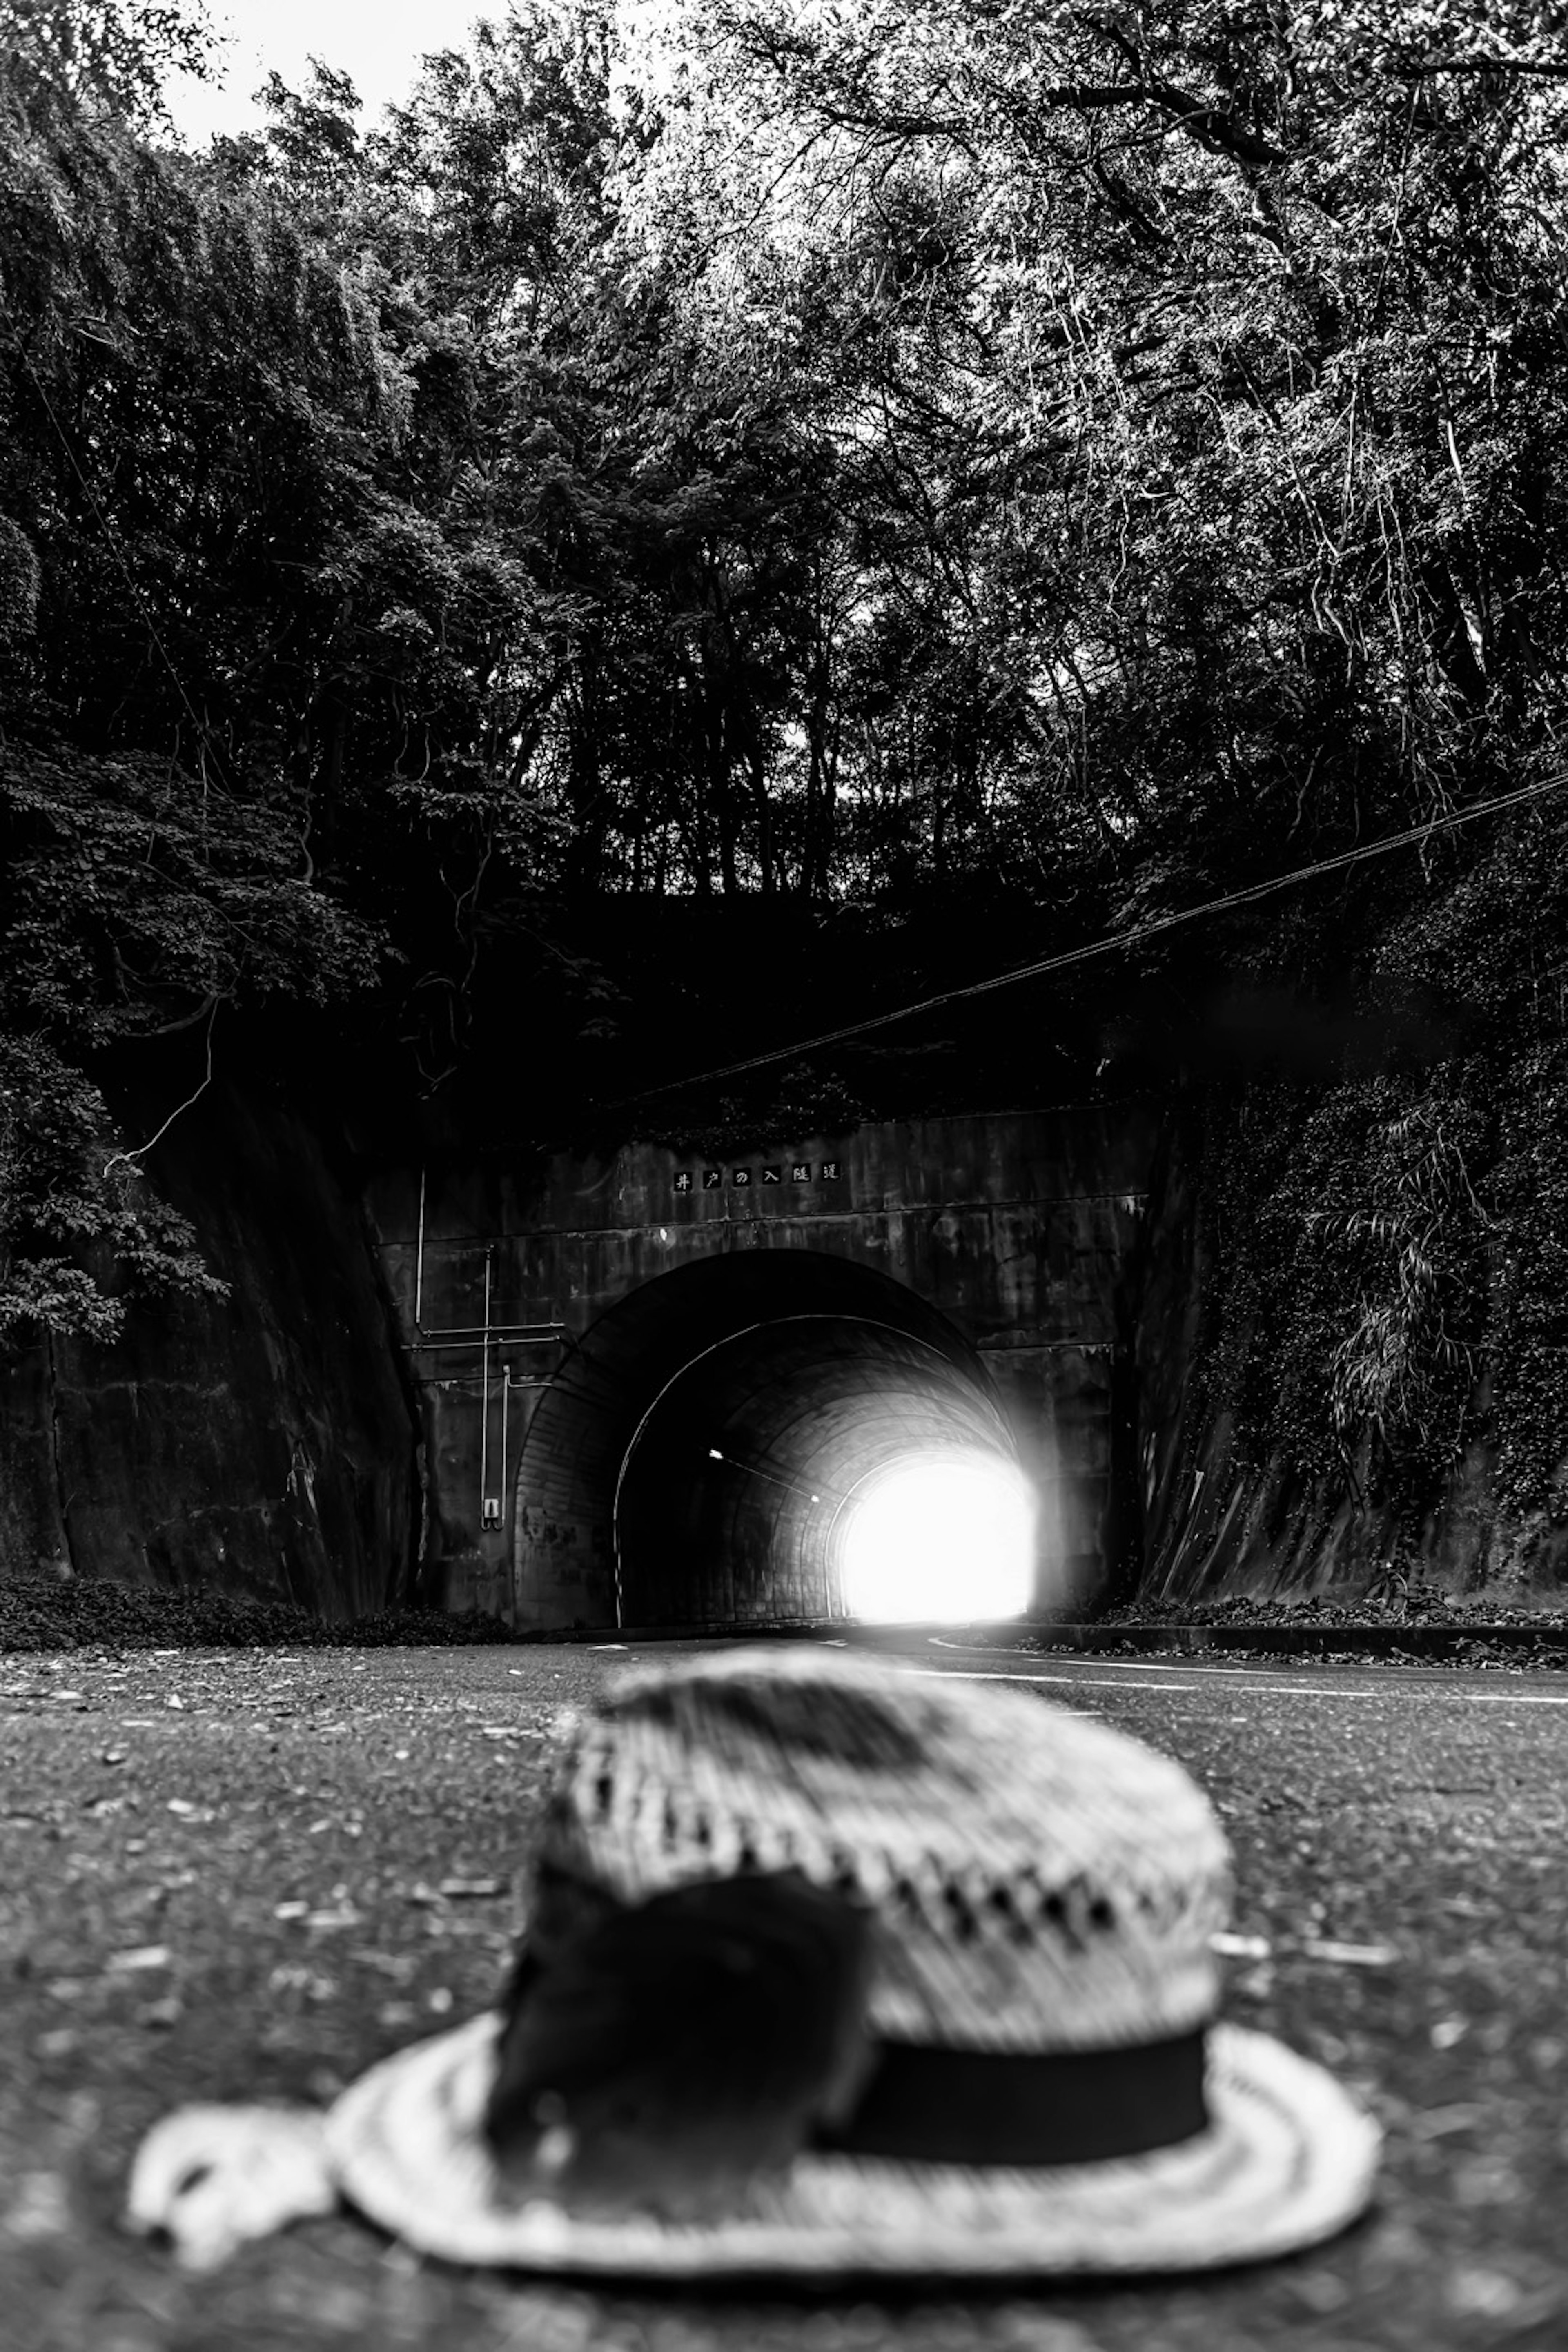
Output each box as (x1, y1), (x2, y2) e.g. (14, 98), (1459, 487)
(1395, 56), (1568, 80)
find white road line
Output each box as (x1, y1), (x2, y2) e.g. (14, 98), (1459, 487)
(932, 1642), (1382, 1681)
(906, 1668), (1237, 1696)
(909, 1664), (1568, 1708)
(1450, 1689), (1568, 1706)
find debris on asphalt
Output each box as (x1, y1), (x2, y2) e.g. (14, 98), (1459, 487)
(1300, 1938), (1400, 1967)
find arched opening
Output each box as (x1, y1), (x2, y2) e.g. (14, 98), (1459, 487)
(511, 1251), (1041, 1629)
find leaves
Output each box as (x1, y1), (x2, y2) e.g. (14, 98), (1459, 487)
(8, 0), (1568, 1502)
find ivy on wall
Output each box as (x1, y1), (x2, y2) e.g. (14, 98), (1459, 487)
(1195, 815), (1568, 1551)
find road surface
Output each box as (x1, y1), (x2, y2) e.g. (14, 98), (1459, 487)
(1, 1635), (1562, 2350)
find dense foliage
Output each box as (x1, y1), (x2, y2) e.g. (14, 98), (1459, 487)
(4, 0), (1568, 1544)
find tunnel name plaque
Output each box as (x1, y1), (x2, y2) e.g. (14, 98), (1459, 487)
(672, 1162), (844, 1200)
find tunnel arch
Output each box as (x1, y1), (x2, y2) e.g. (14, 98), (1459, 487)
(510, 1249), (1029, 1629)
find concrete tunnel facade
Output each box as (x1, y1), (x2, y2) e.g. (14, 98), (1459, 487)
(369, 1106), (1159, 1628)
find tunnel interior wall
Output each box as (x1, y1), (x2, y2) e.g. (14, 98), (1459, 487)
(368, 1103), (1158, 1626)
(612, 1309), (1020, 1624)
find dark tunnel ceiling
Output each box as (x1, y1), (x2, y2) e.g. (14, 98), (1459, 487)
(512, 1252), (1026, 1626)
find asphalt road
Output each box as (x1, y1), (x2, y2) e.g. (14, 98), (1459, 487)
(1, 1635), (1564, 2352)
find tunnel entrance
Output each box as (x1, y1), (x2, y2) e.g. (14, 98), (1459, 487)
(511, 1252), (1036, 1630)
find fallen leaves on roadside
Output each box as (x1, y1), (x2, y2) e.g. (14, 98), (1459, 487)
(3, 2171), (72, 2242)
(1300, 1936), (1399, 1967)
(268, 1965), (338, 2001)
(1410, 2103), (1486, 2140)
(1444, 2268), (1531, 2322)
(348, 1947), (415, 1980)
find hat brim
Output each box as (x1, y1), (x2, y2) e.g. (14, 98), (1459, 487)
(323, 2013), (1380, 2280)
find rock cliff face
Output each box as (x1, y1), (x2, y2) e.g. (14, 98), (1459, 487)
(1134, 1109), (1566, 1603)
(0, 1074), (421, 1619)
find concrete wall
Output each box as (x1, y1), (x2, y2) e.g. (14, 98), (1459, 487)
(0, 1076), (422, 1617)
(367, 1101), (1159, 1625)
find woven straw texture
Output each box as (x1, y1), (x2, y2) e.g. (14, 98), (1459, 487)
(322, 1647), (1382, 2276)
(325, 2013), (1382, 2278)
(535, 1645), (1232, 2051)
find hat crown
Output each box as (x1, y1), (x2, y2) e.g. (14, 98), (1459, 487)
(537, 1647), (1230, 2054)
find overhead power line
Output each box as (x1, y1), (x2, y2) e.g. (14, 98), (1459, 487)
(614, 769), (1568, 1107)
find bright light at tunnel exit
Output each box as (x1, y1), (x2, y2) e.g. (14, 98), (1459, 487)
(838, 1456), (1036, 1623)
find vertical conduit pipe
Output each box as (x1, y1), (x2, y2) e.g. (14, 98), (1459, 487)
(414, 1166), (426, 1329)
(479, 1248), (492, 1531)
(500, 1365), (510, 1529)
(501, 1363), (514, 1621)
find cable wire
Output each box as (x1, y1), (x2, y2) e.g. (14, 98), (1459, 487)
(612, 768), (1568, 1107)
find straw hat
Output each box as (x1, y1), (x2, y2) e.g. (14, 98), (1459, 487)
(325, 1646), (1380, 2279)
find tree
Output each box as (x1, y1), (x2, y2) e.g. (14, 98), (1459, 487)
(0, 29), (394, 1334)
(0, 0), (218, 128)
(600, 0), (1568, 905)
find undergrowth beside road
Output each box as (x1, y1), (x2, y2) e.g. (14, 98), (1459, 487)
(8, 1568), (1568, 1667)
(1095, 1581), (1568, 1631)
(0, 1573), (521, 1654)
(1056, 1581), (1568, 1670)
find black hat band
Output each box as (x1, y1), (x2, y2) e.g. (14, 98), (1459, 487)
(815, 2027), (1210, 2167)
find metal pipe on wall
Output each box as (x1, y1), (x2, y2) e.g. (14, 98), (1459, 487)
(479, 1249), (492, 1530)
(410, 1323), (565, 1343)
(414, 1166), (426, 1328)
